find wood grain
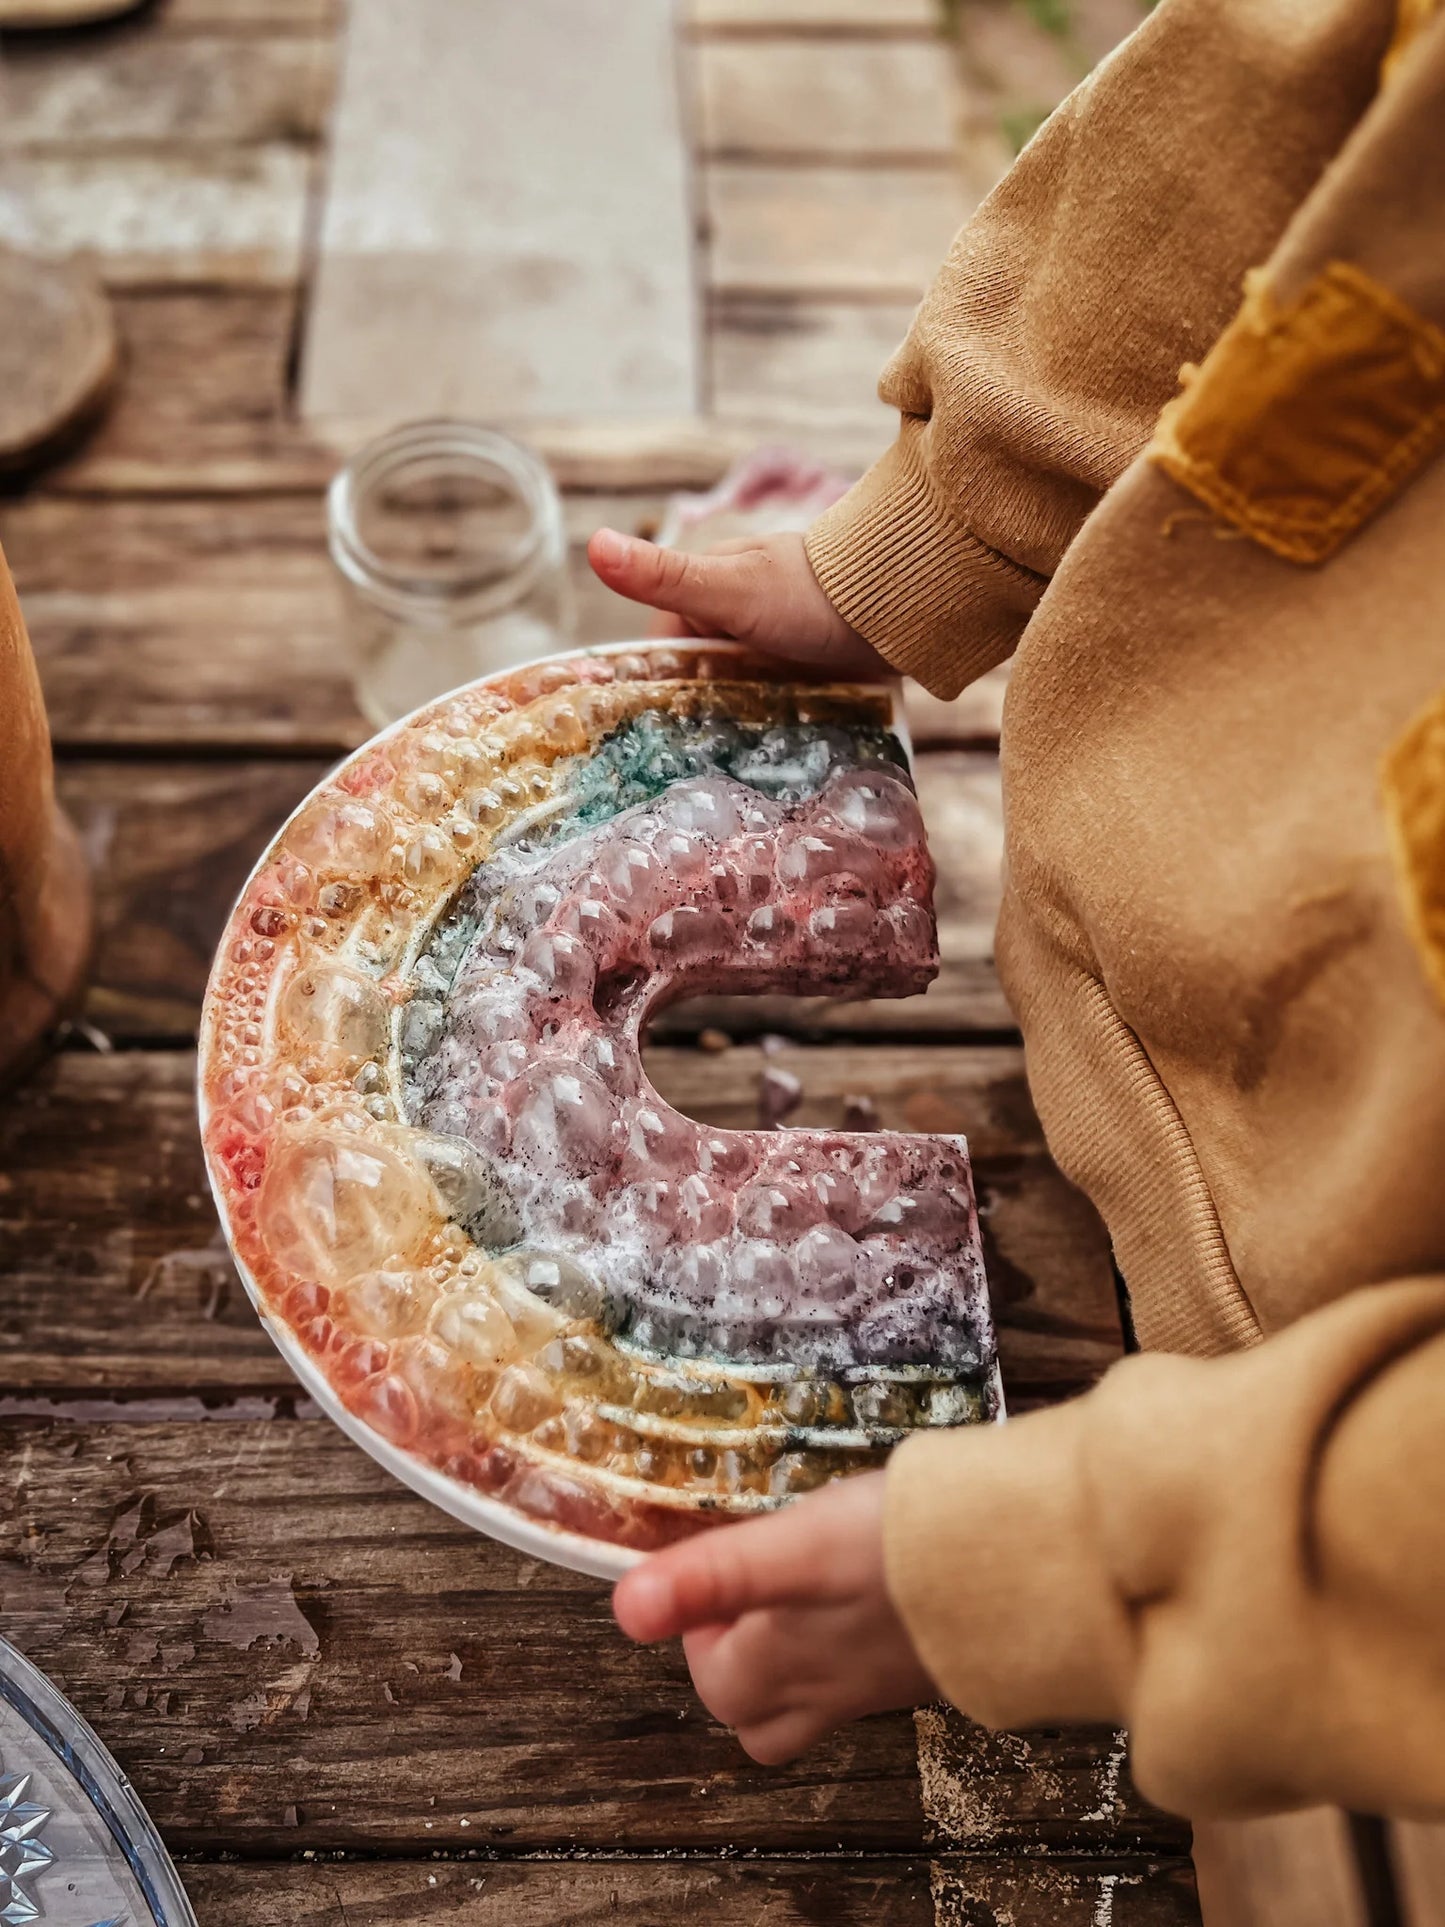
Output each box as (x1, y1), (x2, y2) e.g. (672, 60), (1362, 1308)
(0, 34), (332, 147)
(0, 1043), (1117, 1405)
(705, 163), (971, 297)
(49, 753), (1006, 1038)
(709, 294), (913, 442)
(174, 1856), (1198, 1925)
(690, 0), (939, 30)
(0, 1416), (1179, 1858)
(180, 1859), (937, 1927)
(7, 496), (673, 751)
(696, 39), (957, 159)
(0, 149), (313, 286)
(41, 286), (330, 496)
(152, 0), (339, 28)
(931, 1858), (1198, 1926)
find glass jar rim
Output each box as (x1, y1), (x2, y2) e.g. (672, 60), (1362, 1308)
(327, 419), (564, 624)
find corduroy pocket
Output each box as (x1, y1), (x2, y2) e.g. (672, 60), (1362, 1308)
(1149, 261), (1445, 566)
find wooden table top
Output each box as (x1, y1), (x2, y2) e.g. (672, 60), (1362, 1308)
(5, 3), (1389, 1923)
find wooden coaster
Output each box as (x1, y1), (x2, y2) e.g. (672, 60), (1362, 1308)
(0, 0), (146, 24)
(0, 247), (118, 475)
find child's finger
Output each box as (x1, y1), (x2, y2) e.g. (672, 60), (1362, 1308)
(734, 1707), (825, 1767)
(612, 1506), (828, 1642)
(588, 529), (756, 634)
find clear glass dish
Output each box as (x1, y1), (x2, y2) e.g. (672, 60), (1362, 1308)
(0, 1634), (197, 1926)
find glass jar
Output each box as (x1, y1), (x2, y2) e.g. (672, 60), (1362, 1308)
(328, 420), (574, 728)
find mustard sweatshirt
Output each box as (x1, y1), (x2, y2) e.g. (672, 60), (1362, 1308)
(805, 0), (1445, 1820)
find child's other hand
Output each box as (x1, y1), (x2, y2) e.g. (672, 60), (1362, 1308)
(587, 527), (889, 679)
(612, 1469), (935, 1764)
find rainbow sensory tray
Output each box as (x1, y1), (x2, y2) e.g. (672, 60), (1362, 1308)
(200, 642), (1000, 1570)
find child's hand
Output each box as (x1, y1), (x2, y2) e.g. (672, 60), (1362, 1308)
(612, 1469), (935, 1764)
(587, 527), (889, 679)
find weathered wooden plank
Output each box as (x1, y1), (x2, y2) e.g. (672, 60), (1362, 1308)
(0, 1044), (1118, 1405)
(299, 0), (697, 428)
(696, 40), (957, 159)
(690, 0), (939, 30)
(0, 149), (312, 286)
(49, 752), (1005, 1038)
(6, 495), (672, 750)
(931, 1858), (1198, 1926)
(1189, 1811), (1366, 1927)
(706, 163), (972, 296)
(916, 1712), (1188, 1860)
(45, 287), (331, 495)
(0, 35), (332, 146)
(1392, 1820), (1445, 1927)
(709, 295), (913, 442)
(180, 1859), (937, 1927)
(0, 1416), (1175, 1855)
(152, 0), (339, 27)
(174, 1856), (1198, 1926)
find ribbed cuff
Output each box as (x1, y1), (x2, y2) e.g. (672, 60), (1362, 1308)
(884, 1404), (1133, 1729)
(804, 426), (1047, 702)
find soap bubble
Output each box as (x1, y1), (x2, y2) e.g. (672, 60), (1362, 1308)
(490, 1363), (562, 1432)
(744, 903), (796, 951)
(792, 1224), (859, 1299)
(258, 1131), (437, 1284)
(668, 1242), (726, 1303)
(777, 828), (876, 888)
(287, 797), (393, 874)
(815, 767), (923, 851)
(807, 899), (876, 947)
(648, 826), (710, 880)
(698, 1133), (757, 1185)
(479, 1039), (530, 1086)
(866, 1187), (974, 1241)
(400, 1129), (523, 1249)
(278, 965), (390, 1071)
(646, 904), (731, 958)
(508, 1055), (616, 1171)
(810, 1166), (863, 1230)
(430, 1289), (519, 1368)
(598, 840), (662, 910)
(332, 1267), (434, 1338)
(505, 1250), (612, 1325)
(882, 899), (935, 952)
(675, 1173), (731, 1241)
(549, 894), (621, 960)
(736, 1180), (822, 1241)
(398, 995), (444, 1061)
(348, 1372), (419, 1446)
(713, 834), (776, 909)
(450, 979), (528, 1047)
(519, 928), (597, 1003)
(491, 1253), (573, 1347)
(656, 776), (745, 842)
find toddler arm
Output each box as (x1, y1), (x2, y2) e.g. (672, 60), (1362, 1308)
(805, 0), (1394, 697)
(888, 1277), (1445, 1816)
